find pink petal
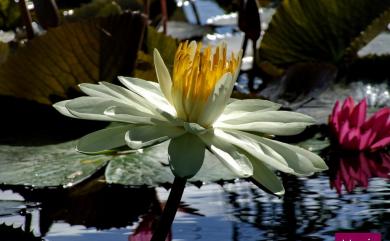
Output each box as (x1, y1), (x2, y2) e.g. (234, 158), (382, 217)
(339, 121), (351, 147)
(349, 99), (367, 128)
(370, 136), (390, 151)
(358, 130), (374, 150)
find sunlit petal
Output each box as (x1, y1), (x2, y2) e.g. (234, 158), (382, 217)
(77, 124), (132, 154)
(125, 125), (185, 149)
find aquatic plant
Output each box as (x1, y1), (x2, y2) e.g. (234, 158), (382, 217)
(329, 97), (390, 151)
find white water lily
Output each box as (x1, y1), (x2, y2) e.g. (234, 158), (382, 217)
(53, 41), (327, 195)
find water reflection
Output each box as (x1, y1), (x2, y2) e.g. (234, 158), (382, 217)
(329, 152), (390, 194)
(1, 155), (390, 240)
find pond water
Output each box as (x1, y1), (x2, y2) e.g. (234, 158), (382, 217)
(1, 167), (390, 241)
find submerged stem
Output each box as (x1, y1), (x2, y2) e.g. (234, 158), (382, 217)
(151, 177), (187, 241)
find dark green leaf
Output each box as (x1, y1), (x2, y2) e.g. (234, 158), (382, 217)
(0, 141), (109, 187)
(0, 12), (146, 104)
(259, 0), (390, 66)
(0, 0), (21, 30)
(64, 0), (123, 21)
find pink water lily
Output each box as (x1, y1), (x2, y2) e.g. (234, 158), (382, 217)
(329, 97), (390, 151)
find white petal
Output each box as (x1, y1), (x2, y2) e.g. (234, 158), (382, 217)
(53, 100), (77, 118)
(249, 157), (285, 196)
(217, 111), (315, 124)
(77, 124), (132, 154)
(222, 99), (281, 115)
(168, 133), (205, 178)
(99, 82), (153, 112)
(118, 76), (177, 118)
(214, 121), (312, 136)
(258, 137), (328, 171)
(104, 106), (163, 125)
(79, 83), (119, 99)
(65, 97), (120, 121)
(199, 132), (253, 177)
(198, 73), (233, 126)
(125, 125), (185, 149)
(243, 132), (327, 175)
(213, 129), (294, 173)
(154, 49), (173, 103)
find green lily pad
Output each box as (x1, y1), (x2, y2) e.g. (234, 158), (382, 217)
(106, 141), (239, 186)
(259, 0), (390, 66)
(0, 12), (146, 105)
(0, 141), (109, 187)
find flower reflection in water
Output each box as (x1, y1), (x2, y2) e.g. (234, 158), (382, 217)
(129, 199), (202, 241)
(329, 152), (390, 194)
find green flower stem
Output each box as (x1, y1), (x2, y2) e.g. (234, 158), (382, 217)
(151, 176), (187, 241)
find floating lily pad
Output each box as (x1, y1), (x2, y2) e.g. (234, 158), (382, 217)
(0, 12), (146, 104)
(0, 141), (109, 187)
(259, 0), (390, 66)
(105, 141), (238, 186)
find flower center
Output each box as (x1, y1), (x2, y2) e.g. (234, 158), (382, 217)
(171, 41), (240, 123)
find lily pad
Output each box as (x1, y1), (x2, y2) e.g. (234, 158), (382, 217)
(106, 141), (238, 186)
(259, 0), (390, 66)
(0, 12), (146, 104)
(64, 0), (123, 21)
(0, 141), (109, 187)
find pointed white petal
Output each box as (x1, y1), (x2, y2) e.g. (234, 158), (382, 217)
(198, 73), (233, 126)
(222, 99), (281, 115)
(241, 132), (327, 175)
(53, 100), (77, 118)
(104, 106), (163, 125)
(77, 124), (132, 154)
(217, 110), (315, 125)
(65, 97), (121, 121)
(257, 137), (328, 171)
(214, 121), (312, 136)
(250, 157), (285, 196)
(125, 125), (185, 149)
(99, 82), (153, 112)
(154, 49), (173, 103)
(79, 83), (118, 99)
(213, 129), (294, 173)
(118, 76), (177, 118)
(168, 133), (205, 178)
(199, 132), (253, 177)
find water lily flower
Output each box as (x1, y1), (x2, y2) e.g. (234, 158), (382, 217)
(330, 152), (390, 194)
(329, 97), (390, 151)
(53, 41), (327, 195)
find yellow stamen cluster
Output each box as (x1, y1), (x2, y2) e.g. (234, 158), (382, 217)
(172, 41), (240, 122)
